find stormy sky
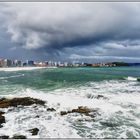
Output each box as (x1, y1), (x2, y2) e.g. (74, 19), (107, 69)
(0, 2), (140, 63)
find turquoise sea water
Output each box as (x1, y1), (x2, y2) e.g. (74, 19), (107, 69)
(0, 67), (140, 138)
(0, 67), (140, 92)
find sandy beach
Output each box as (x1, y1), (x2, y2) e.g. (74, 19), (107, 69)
(0, 67), (47, 72)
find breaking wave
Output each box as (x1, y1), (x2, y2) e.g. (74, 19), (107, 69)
(123, 76), (138, 81)
(0, 79), (140, 138)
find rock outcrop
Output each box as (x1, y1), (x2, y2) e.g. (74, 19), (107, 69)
(0, 135), (9, 139)
(47, 108), (56, 111)
(60, 106), (97, 118)
(95, 95), (108, 99)
(0, 111), (5, 128)
(28, 128), (39, 135)
(12, 135), (26, 139)
(0, 97), (45, 108)
(60, 111), (67, 116)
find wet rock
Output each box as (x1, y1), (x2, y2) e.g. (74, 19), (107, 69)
(12, 135), (26, 139)
(87, 94), (108, 100)
(0, 97), (45, 108)
(0, 111), (5, 116)
(95, 95), (108, 100)
(60, 111), (67, 116)
(0, 98), (6, 102)
(60, 106), (97, 118)
(72, 106), (97, 118)
(35, 115), (39, 118)
(28, 128), (39, 135)
(0, 135), (9, 139)
(47, 108), (56, 111)
(0, 111), (5, 128)
(96, 95), (104, 99)
(33, 105), (37, 108)
(72, 106), (91, 114)
(0, 116), (5, 125)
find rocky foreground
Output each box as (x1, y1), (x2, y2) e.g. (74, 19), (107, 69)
(0, 97), (100, 139)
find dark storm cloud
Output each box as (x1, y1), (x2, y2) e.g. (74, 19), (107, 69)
(1, 2), (140, 62)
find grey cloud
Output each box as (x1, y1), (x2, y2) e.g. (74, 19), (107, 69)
(1, 3), (140, 62)
(2, 3), (140, 48)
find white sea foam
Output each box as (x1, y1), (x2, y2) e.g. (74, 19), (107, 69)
(1, 106), (80, 138)
(124, 76), (138, 81)
(0, 80), (140, 138)
(0, 74), (24, 80)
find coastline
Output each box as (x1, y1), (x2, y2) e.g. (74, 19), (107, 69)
(0, 66), (57, 72)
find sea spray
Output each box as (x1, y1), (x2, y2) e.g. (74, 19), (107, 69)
(0, 67), (140, 138)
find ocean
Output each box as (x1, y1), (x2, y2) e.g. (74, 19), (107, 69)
(0, 67), (140, 138)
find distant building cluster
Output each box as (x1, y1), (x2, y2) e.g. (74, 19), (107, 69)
(0, 59), (31, 67)
(91, 63), (116, 67)
(0, 59), (85, 68)
(0, 58), (128, 68)
(0, 59), (21, 67)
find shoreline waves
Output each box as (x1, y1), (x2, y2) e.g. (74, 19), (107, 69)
(0, 67), (140, 138)
(0, 80), (140, 138)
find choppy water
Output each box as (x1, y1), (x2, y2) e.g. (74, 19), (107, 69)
(0, 67), (140, 138)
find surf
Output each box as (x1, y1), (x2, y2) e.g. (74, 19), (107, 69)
(0, 79), (140, 138)
(0, 74), (24, 80)
(123, 76), (138, 81)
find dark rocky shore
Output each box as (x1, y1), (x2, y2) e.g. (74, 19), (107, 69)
(0, 97), (45, 108)
(60, 106), (98, 118)
(0, 97), (46, 139)
(0, 96), (101, 139)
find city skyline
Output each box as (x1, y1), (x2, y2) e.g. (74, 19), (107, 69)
(1, 57), (140, 68)
(0, 3), (140, 62)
